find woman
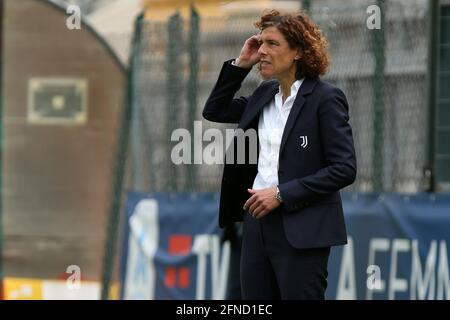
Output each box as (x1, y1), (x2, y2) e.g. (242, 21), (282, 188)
(203, 9), (356, 300)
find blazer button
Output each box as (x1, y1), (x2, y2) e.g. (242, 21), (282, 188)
(278, 170), (284, 177)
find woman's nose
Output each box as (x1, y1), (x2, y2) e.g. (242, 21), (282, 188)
(257, 43), (266, 55)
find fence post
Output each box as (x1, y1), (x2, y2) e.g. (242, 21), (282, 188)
(166, 12), (183, 192)
(187, 5), (200, 191)
(301, 0), (311, 12)
(0, 0), (4, 301)
(100, 13), (143, 301)
(130, 16), (144, 192)
(425, 0), (438, 192)
(372, 0), (386, 191)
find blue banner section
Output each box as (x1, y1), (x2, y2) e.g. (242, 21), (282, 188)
(327, 193), (450, 300)
(121, 192), (227, 300)
(121, 192), (450, 300)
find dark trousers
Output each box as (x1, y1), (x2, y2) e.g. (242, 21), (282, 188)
(225, 230), (242, 300)
(240, 208), (330, 300)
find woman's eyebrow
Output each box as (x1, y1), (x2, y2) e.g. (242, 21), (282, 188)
(261, 38), (280, 44)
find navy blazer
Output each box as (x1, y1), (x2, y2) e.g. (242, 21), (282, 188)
(203, 60), (357, 249)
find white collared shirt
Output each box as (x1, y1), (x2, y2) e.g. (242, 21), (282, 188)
(252, 79), (304, 190)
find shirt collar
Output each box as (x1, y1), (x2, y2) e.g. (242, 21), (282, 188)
(277, 79), (304, 99)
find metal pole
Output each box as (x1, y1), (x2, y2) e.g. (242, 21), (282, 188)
(0, 0), (4, 300)
(130, 28), (143, 191)
(302, 0), (311, 13)
(425, 0), (438, 192)
(187, 5), (199, 191)
(100, 13), (144, 301)
(372, 0), (386, 192)
(166, 12), (183, 192)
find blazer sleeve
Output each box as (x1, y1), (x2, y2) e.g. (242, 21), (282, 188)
(202, 60), (252, 124)
(278, 87), (357, 211)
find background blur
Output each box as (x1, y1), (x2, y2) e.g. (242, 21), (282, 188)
(0, 0), (449, 300)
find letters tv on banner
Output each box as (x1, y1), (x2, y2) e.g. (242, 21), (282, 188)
(121, 192), (450, 300)
(121, 192), (229, 300)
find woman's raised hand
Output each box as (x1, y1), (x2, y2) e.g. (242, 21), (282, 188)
(235, 35), (262, 69)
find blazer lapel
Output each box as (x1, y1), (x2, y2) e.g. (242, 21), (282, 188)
(238, 82), (279, 129)
(279, 77), (319, 155)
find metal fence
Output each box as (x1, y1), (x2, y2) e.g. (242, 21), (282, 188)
(318, 0), (429, 193)
(127, 0), (430, 194)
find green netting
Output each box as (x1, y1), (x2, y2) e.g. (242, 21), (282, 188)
(128, 0), (430, 195)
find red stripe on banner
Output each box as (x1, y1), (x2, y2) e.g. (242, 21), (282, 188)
(168, 235), (192, 255)
(178, 268), (190, 289)
(165, 267), (176, 288)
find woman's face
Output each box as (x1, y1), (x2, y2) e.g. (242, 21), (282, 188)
(257, 26), (300, 81)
